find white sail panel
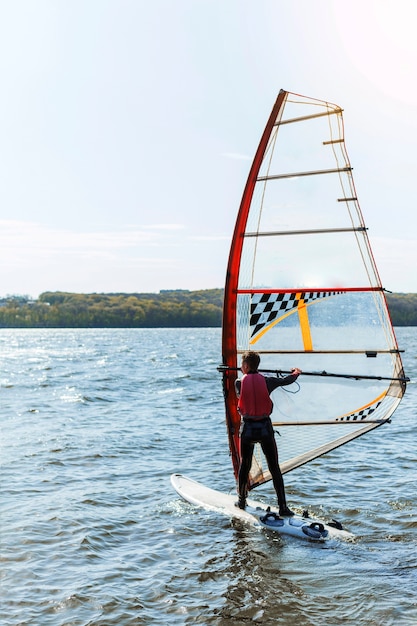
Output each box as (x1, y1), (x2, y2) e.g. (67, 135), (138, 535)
(221, 91), (407, 488)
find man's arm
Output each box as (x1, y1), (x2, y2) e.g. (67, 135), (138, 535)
(266, 369), (301, 393)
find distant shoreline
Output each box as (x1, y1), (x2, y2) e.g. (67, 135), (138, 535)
(0, 289), (416, 327)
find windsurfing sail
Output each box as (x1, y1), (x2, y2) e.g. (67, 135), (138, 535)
(221, 90), (408, 489)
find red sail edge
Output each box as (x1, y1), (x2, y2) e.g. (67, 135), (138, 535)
(221, 90), (288, 482)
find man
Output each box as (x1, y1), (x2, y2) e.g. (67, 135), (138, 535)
(235, 351), (301, 515)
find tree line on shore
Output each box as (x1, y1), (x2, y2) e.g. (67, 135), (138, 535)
(0, 289), (416, 328)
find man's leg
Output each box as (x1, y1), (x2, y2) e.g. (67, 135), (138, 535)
(261, 434), (294, 516)
(237, 437), (254, 509)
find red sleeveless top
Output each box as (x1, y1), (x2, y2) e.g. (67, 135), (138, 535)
(238, 373), (273, 416)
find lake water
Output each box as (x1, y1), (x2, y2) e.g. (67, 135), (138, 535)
(1, 327), (416, 625)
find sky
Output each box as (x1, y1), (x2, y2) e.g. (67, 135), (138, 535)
(0, 0), (416, 298)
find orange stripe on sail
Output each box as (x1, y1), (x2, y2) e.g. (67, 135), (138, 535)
(296, 293), (313, 351)
(338, 390), (388, 420)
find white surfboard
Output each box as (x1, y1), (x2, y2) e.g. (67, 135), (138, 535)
(171, 474), (354, 543)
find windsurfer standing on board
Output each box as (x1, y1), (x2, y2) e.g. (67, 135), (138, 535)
(235, 351), (301, 515)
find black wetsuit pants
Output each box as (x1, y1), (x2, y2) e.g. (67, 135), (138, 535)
(238, 417), (288, 509)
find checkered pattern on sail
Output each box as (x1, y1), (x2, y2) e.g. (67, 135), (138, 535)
(250, 291), (343, 338)
(337, 400), (383, 422)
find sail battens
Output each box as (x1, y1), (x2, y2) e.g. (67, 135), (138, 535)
(274, 108), (342, 127)
(237, 349), (399, 355)
(272, 420), (387, 426)
(244, 226), (367, 237)
(257, 166), (351, 181)
(221, 90), (406, 490)
(237, 287), (383, 294)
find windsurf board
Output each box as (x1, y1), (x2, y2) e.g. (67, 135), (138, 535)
(171, 473), (354, 543)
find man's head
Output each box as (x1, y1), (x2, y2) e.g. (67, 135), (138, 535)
(241, 351), (260, 373)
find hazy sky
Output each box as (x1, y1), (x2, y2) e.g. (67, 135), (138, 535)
(1, 0), (416, 297)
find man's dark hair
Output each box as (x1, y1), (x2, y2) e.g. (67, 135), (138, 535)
(241, 351), (260, 371)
